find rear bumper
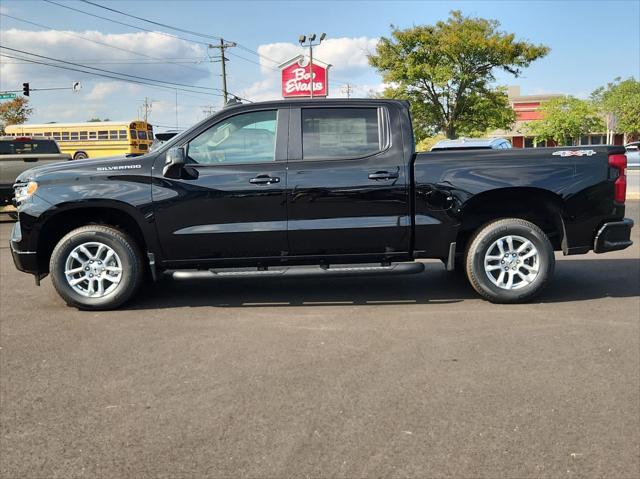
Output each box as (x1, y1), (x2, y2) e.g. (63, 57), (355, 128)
(594, 218), (634, 253)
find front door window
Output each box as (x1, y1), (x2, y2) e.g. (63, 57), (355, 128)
(187, 110), (277, 165)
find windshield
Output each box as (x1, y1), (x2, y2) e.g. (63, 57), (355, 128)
(0, 139), (60, 155)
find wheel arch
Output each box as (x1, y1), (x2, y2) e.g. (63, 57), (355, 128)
(35, 201), (155, 274)
(456, 187), (567, 254)
(73, 151), (89, 160)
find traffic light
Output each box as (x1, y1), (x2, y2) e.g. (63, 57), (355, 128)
(22, 82), (30, 97)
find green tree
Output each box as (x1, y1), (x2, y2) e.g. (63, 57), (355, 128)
(0, 97), (33, 134)
(526, 96), (604, 146)
(369, 11), (549, 140)
(415, 133), (447, 152)
(592, 77), (640, 141)
(87, 117), (111, 122)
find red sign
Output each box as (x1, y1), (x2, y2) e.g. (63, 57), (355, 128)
(281, 57), (329, 98)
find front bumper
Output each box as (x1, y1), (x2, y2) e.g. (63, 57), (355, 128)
(9, 221), (39, 275)
(10, 242), (39, 274)
(594, 218), (634, 253)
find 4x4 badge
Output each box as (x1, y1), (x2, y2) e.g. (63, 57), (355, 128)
(552, 150), (597, 157)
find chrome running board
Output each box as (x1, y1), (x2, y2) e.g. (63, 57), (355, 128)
(172, 262), (425, 280)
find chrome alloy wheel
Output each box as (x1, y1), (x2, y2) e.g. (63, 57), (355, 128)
(64, 242), (123, 298)
(483, 235), (540, 290)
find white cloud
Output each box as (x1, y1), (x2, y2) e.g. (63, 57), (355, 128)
(85, 82), (123, 101)
(0, 28), (209, 88)
(256, 36), (379, 75)
(256, 42), (302, 75)
(315, 37), (380, 71)
(240, 36), (382, 101)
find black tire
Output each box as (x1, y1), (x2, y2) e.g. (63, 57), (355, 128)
(465, 218), (555, 303)
(73, 152), (88, 160)
(49, 225), (144, 310)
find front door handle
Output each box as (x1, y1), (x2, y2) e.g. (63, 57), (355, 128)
(368, 171), (399, 180)
(249, 175), (280, 185)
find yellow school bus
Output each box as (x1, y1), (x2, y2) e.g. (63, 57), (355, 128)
(5, 121), (153, 159)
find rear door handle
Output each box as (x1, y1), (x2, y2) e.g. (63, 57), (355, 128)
(249, 175), (280, 185)
(368, 171), (398, 180)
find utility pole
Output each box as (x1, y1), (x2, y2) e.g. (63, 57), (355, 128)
(175, 89), (178, 130)
(341, 83), (353, 99)
(208, 39), (236, 104)
(202, 105), (216, 118)
(139, 97), (154, 123)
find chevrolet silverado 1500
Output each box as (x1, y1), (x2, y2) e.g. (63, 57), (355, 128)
(10, 99), (633, 309)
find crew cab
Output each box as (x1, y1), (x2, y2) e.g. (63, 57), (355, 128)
(9, 99), (634, 310)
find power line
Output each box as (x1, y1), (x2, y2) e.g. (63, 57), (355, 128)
(42, 0), (279, 82)
(0, 53), (223, 98)
(78, 0), (282, 67)
(42, 0), (211, 46)
(0, 45), (223, 93)
(1, 12), (208, 75)
(227, 50), (279, 72)
(2, 60), (204, 65)
(0, 47), (253, 103)
(80, 0), (222, 41)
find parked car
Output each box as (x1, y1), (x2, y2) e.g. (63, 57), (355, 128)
(10, 99), (633, 309)
(431, 137), (512, 151)
(0, 136), (71, 208)
(625, 142), (640, 168)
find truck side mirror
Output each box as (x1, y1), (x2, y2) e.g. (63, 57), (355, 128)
(163, 146), (186, 177)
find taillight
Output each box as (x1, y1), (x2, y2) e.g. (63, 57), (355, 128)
(609, 153), (627, 203)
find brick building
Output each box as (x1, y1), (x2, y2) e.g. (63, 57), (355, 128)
(493, 86), (625, 148)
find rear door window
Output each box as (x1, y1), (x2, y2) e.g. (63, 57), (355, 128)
(301, 108), (382, 160)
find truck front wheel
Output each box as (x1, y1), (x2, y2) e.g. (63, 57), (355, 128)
(49, 225), (144, 310)
(465, 218), (555, 303)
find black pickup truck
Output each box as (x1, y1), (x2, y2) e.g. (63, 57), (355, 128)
(10, 99), (633, 309)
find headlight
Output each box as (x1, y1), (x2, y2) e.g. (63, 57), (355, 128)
(14, 181), (38, 204)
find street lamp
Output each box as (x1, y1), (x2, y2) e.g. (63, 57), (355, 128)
(298, 32), (326, 98)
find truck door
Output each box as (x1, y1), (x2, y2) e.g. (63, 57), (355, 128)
(152, 108), (289, 261)
(286, 105), (411, 257)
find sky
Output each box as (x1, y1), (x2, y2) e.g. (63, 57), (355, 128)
(0, 0), (639, 132)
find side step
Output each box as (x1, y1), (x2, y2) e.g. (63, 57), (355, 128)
(172, 262), (425, 280)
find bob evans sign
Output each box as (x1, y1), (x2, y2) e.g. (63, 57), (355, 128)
(280, 55), (331, 98)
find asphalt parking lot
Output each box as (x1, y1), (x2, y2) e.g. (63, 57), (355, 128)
(1, 203), (638, 479)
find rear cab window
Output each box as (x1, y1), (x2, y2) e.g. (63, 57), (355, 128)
(301, 107), (386, 160)
(0, 138), (61, 155)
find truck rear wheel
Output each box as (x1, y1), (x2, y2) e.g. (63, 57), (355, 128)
(50, 225), (144, 310)
(465, 218), (555, 303)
